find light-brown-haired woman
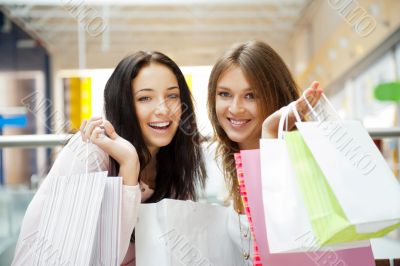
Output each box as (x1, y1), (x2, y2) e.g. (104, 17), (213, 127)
(207, 40), (322, 213)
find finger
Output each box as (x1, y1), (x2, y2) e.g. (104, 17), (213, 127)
(90, 126), (106, 143)
(312, 90), (322, 105)
(306, 91), (319, 107)
(86, 116), (102, 125)
(294, 97), (310, 119)
(301, 81), (317, 101)
(305, 82), (324, 108)
(80, 119), (87, 131)
(310, 81), (320, 90)
(307, 81), (320, 92)
(102, 120), (118, 140)
(304, 81), (320, 98)
(296, 96), (316, 119)
(305, 89), (317, 104)
(84, 119), (103, 141)
(291, 81), (319, 119)
(86, 117), (102, 129)
(309, 84), (324, 107)
(301, 96), (319, 118)
(81, 117), (101, 141)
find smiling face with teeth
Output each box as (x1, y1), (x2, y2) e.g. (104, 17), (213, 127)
(215, 66), (262, 150)
(133, 63), (182, 154)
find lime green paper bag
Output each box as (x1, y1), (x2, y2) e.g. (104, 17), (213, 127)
(284, 131), (399, 245)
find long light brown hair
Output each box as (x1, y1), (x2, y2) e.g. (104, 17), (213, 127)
(207, 40), (300, 212)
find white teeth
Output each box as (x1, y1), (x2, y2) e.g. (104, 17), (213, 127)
(229, 119), (248, 125)
(149, 121), (170, 127)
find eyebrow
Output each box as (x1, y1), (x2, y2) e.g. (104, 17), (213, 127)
(217, 86), (252, 91)
(216, 86), (230, 90)
(135, 86), (179, 94)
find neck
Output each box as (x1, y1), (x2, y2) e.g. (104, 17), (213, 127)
(238, 138), (259, 150)
(144, 146), (158, 173)
(141, 150), (158, 189)
(147, 145), (160, 158)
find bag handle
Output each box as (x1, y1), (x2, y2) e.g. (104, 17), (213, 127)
(291, 91), (342, 125)
(69, 137), (103, 176)
(277, 103), (296, 140)
(278, 92), (340, 139)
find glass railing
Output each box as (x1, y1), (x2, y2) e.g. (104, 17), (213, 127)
(0, 187), (35, 265)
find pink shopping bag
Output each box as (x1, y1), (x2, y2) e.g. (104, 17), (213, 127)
(236, 149), (375, 266)
(235, 153), (263, 265)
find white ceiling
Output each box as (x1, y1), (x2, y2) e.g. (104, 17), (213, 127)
(0, 0), (312, 68)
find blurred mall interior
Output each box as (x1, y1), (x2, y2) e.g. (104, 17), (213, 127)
(0, 0), (400, 265)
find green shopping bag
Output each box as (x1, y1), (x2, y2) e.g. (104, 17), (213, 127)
(284, 131), (399, 245)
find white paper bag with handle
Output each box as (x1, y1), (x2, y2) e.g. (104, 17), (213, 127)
(135, 199), (244, 266)
(12, 141), (122, 266)
(261, 104), (370, 253)
(294, 93), (400, 233)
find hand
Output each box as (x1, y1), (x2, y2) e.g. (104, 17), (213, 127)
(80, 117), (140, 185)
(261, 81), (323, 138)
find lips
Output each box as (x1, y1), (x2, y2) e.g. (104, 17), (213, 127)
(148, 121), (172, 132)
(228, 118), (251, 127)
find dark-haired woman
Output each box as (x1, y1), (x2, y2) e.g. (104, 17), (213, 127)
(12, 51), (206, 266)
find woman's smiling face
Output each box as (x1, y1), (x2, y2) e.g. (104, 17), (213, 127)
(133, 63), (182, 153)
(215, 65), (261, 150)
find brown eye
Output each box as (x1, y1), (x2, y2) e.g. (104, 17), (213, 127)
(244, 93), (255, 100)
(138, 96), (151, 102)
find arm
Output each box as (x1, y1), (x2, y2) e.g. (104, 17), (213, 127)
(119, 185), (141, 264)
(118, 163), (141, 263)
(81, 118), (141, 263)
(261, 81), (323, 138)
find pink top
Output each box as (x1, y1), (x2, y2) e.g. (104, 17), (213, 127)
(12, 133), (154, 266)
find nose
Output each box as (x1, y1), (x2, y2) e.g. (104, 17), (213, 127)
(228, 96), (245, 115)
(155, 98), (169, 116)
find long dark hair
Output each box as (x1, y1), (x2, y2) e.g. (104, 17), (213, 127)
(207, 41), (300, 211)
(104, 51), (206, 202)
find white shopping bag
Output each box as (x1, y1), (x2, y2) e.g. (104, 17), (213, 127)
(260, 104), (370, 253)
(91, 176), (122, 265)
(135, 199), (244, 266)
(293, 94), (400, 233)
(12, 141), (122, 266)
